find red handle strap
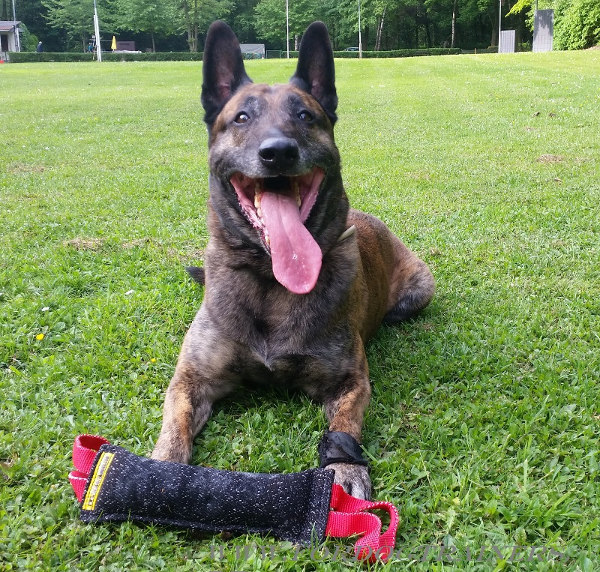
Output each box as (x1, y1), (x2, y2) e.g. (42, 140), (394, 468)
(69, 435), (398, 561)
(69, 434), (110, 502)
(325, 483), (399, 562)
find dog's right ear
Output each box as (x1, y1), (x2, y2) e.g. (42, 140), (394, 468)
(201, 21), (252, 127)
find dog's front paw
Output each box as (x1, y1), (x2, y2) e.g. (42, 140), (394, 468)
(151, 435), (191, 464)
(327, 462), (371, 500)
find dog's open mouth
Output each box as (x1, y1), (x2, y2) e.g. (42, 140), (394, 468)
(230, 168), (325, 294)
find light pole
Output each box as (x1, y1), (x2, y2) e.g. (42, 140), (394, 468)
(498, 0), (502, 50)
(93, 0), (102, 61)
(286, 0), (290, 59)
(358, 0), (363, 58)
(12, 0), (20, 52)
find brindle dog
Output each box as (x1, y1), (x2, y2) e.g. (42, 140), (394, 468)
(152, 20), (435, 499)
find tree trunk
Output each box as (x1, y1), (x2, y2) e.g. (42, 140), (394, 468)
(375, 7), (386, 51)
(151, 32), (156, 53)
(490, 20), (498, 47)
(187, 26), (198, 52)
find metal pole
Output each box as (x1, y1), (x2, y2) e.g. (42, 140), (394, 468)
(286, 0), (289, 59)
(358, 0), (362, 59)
(93, 0), (102, 61)
(498, 0), (502, 51)
(12, 0), (20, 52)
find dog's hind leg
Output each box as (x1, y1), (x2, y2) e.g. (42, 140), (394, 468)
(384, 248), (435, 324)
(349, 209), (434, 325)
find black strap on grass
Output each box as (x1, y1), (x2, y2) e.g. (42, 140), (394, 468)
(318, 431), (368, 468)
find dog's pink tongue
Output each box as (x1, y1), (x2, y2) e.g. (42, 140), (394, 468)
(260, 191), (322, 294)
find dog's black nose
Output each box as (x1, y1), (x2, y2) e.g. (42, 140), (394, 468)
(258, 137), (299, 170)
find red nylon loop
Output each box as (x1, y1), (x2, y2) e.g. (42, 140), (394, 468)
(69, 434), (110, 502)
(325, 483), (399, 563)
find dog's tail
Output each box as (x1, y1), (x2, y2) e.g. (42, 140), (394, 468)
(186, 266), (205, 286)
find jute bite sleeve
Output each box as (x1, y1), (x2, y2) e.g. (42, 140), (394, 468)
(77, 443), (334, 545)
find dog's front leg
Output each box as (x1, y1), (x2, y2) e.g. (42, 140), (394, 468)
(320, 341), (372, 499)
(152, 369), (225, 464)
(152, 320), (238, 463)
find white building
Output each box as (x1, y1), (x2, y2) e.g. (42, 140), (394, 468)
(0, 21), (21, 60)
(240, 44), (265, 59)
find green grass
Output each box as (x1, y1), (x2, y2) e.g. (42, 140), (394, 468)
(1, 52), (599, 570)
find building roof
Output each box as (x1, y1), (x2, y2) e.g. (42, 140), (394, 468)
(0, 21), (21, 32)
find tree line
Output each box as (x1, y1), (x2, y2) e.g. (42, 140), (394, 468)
(5, 0), (599, 53)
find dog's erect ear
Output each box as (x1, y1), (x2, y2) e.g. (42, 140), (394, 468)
(201, 21), (252, 126)
(290, 22), (338, 125)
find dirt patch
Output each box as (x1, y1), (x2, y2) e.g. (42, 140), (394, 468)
(8, 163), (46, 174)
(407, 171), (432, 181)
(63, 237), (105, 251)
(167, 246), (205, 262)
(121, 238), (151, 249)
(537, 154), (563, 164)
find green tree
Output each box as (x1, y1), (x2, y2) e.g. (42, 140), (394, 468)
(17, 0), (63, 50)
(254, 0), (319, 49)
(111, 0), (178, 52)
(177, 0), (233, 51)
(231, 0), (261, 42)
(554, 0), (600, 49)
(42, 0), (101, 51)
(509, 0), (600, 49)
(18, 23), (39, 51)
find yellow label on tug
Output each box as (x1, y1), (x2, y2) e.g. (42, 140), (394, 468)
(82, 451), (114, 511)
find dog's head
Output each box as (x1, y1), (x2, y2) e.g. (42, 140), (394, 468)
(201, 21), (347, 295)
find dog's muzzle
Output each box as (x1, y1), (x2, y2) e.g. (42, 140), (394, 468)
(230, 168), (325, 294)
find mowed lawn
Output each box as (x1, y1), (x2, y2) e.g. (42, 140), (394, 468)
(1, 51), (599, 569)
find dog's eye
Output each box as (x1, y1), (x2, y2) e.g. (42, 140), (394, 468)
(234, 112), (250, 124)
(297, 110), (313, 122)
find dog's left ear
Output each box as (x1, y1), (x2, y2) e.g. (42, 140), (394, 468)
(290, 22), (338, 125)
(201, 21), (252, 127)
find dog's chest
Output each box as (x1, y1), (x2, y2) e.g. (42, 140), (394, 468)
(207, 288), (352, 389)
(237, 339), (351, 394)
(237, 307), (345, 371)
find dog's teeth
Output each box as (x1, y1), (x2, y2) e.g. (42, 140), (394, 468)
(294, 181), (301, 207)
(254, 185), (263, 213)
